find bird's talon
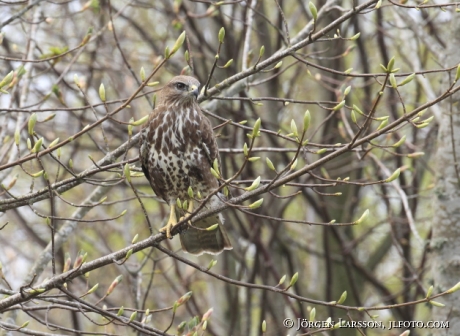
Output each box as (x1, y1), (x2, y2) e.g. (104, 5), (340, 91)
(179, 216), (191, 225)
(159, 206), (178, 239)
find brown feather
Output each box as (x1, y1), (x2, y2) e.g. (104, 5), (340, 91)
(139, 76), (232, 255)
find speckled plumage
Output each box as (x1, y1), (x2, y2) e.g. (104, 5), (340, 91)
(139, 76), (232, 255)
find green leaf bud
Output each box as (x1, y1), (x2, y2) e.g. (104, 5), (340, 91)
(266, 157), (275, 171)
(170, 31), (186, 56)
(244, 176), (261, 191)
(248, 198), (263, 209)
(384, 168), (400, 183)
(355, 209), (369, 224)
(309, 2), (317, 20)
(399, 73), (415, 86)
(218, 27), (225, 43)
(28, 113), (37, 136)
(99, 83), (106, 102)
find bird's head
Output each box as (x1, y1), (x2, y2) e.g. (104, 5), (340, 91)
(159, 75), (200, 106)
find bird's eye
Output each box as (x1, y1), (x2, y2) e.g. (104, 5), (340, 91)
(175, 82), (186, 90)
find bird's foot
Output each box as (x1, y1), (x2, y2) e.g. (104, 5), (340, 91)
(178, 200), (194, 226)
(178, 215), (192, 225)
(159, 206), (177, 239)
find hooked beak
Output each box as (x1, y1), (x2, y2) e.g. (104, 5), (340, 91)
(189, 84), (199, 98)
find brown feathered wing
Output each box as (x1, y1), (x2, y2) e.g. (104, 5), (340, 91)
(178, 116), (232, 255)
(140, 101), (232, 255)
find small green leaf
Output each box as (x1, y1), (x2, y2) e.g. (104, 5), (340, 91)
(392, 135), (406, 148)
(352, 104), (364, 115)
(416, 122), (429, 129)
(28, 113), (37, 136)
(223, 59), (233, 68)
(31, 138), (43, 153)
(303, 110), (311, 131)
(210, 167), (220, 178)
(124, 163), (131, 183)
(290, 119), (298, 137)
(87, 283), (99, 294)
(243, 142), (248, 156)
(0, 71), (14, 89)
(140, 67), (145, 81)
(130, 115), (149, 126)
(48, 138), (59, 148)
(316, 148), (327, 155)
(129, 311), (137, 323)
(14, 129), (20, 145)
(429, 301), (445, 307)
(376, 118), (388, 131)
(99, 83), (106, 102)
(446, 281), (460, 294)
(175, 291), (193, 307)
(289, 272), (298, 287)
(390, 74), (397, 88)
(337, 291), (347, 304)
(266, 157), (275, 171)
(426, 285), (433, 298)
(125, 248), (133, 260)
(252, 118), (261, 138)
(259, 45), (265, 58)
(408, 152), (424, 158)
(309, 308), (316, 321)
(30, 170), (45, 177)
(170, 31), (186, 56)
(207, 260), (217, 269)
(206, 224), (219, 231)
(384, 168), (400, 183)
(351, 110), (357, 123)
(350, 32), (360, 40)
(332, 100), (345, 111)
(248, 198), (264, 209)
(355, 209), (369, 224)
(309, 2), (318, 21)
(399, 73), (415, 86)
(19, 321), (29, 329)
(245, 176), (261, 191)
(278, 275), (286, 285)
(387, 57), (395, 73)
(218, 27), (225, 43)
(187, 186), (194, 198)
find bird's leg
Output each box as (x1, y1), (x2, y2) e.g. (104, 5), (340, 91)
(187, 200), (194, 214)
(179, 200), (194, 224)
(159, 206), (177, 239)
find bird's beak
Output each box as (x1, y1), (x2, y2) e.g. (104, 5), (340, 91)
(189, 85), (199, 98)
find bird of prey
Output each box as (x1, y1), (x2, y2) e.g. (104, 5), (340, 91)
(139, 75), (232, 255)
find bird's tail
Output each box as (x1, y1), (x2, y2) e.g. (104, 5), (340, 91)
(179, 203), (232, 255)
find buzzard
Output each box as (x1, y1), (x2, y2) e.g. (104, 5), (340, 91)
(139, 75), (232, 255)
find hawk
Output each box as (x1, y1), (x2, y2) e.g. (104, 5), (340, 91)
(139, 75), (232, 255)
